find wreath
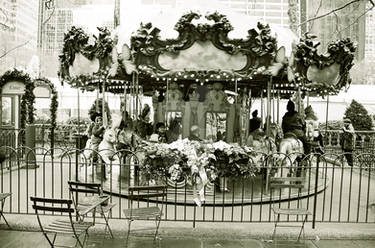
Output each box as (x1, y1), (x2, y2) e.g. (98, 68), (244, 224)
(0, 69), (35, 145)
(58, 26), (115, 90)
(294, 34), (356, 95)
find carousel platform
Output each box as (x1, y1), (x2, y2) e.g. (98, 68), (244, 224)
(78, 164), (328, 206)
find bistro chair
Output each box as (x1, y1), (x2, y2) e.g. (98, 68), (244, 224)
(269, 177), (311, 247)
(123, 185), (168, 241)
(68, 180), (116, 238)
(30, 196), (93, 248)
(0, 193), (11, 228)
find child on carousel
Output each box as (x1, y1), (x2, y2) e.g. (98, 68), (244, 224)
(149, 122), (168, 143)
(91, 114), (105, 154)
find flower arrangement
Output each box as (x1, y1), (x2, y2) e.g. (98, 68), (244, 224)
(139, 139), (259, 184)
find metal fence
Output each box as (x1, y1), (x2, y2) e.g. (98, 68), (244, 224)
(321, 129), (375, 154)
(1, 145), (374, 228)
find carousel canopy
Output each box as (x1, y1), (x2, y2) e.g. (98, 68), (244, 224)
(58, 9), (356, 98)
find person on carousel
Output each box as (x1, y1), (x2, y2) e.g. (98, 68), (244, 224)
(135, 104), (153, 139)
(149, 122), (168, 143)
(90, 114), (105, 162)
(249, 110), (262, 133)
(166, 118), (182, 143)
(281, 100), (309, 154)
(189, 125), (202, 141)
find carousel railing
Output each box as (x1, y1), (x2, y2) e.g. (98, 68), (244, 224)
(1, 144), (374, 227)
(321, 129), (375, 154)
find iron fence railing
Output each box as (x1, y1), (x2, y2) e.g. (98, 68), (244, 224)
(1, 145), (374, 228)
(33, 124), (87, 150)
(321, 129), (375, 154)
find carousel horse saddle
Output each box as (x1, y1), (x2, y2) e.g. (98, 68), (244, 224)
(284, 132), (298, 140)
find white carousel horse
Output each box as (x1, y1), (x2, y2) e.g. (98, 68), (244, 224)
(268, 123), (304, 178)
(98, 128), (120, 177)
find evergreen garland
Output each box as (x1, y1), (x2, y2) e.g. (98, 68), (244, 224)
(0, 69), (35, 145)
(35, 78), (58, 131)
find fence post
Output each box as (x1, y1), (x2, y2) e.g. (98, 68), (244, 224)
(24, 124), (38, 169)
(74, 134), (81, 221)
(312, 154), (319, 229)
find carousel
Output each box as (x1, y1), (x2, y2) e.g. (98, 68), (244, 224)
(58, 10), (356, 205)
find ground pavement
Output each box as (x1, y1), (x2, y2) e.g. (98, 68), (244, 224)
(1, 214), (375, 247)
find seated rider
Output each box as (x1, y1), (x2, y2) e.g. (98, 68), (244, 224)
(189, 125), (202, 141)
(281, 100), (309, 154)
(249, 110), (262, 133)
(149, 122), (168, 143)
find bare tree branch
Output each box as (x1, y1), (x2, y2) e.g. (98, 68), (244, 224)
(333, 4), (375, 38)
(309, 0), (323, 31)
(298, 0), (364, 27)
(0, 40), (30, 59)
(42, 5), (55, 25)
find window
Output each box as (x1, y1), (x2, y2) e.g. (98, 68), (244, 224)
(1, 97), (13, 126)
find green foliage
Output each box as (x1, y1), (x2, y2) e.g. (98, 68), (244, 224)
(344, 100), (373, 130)
(318, 120), (344, 130)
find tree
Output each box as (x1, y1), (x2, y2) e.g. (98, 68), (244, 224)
(344, 100), (373, 130)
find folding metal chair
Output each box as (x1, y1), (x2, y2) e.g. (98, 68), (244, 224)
(0, 193), (11, 228)
(68, 180), (116, 238)
(123, 185), (167, 241)
(269, 177), (312, 247)
(30, 196), (93, 248)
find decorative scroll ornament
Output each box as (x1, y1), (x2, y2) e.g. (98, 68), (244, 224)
(131, 11), (278, 81)
(294, 33), (356, 95)
(58, 26), (116, 86)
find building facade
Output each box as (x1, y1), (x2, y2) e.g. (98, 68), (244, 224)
(307, 0), (366, 60)
(365, 1), (375, 62)
(140, 0), (295, 29)
(0, 0), (39, 74)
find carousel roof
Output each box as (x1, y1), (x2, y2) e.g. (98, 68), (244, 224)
(58, 9), (356, 98)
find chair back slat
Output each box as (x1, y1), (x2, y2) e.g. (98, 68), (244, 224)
(32, 205), (74, 213)
(30, 197), (74, 213)
(128, 192), (167, 200)
(69, 187), (100, 194)
(68, 181), (101, 188)
(30, 196), (73, 205)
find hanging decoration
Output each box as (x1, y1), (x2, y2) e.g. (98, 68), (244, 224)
(58, 26), (117, 89)
(294, 33), (356, 96)
(131, 11), (278, 83)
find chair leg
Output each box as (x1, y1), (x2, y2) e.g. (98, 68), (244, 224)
(126, 219), (132, 242)
(297, 214), (308, 242)
(74, 231), (86, 248)
(273, 214), (280, 248)
(43, 232), (56, 248)
(154, 216), (161, 240)
(101, 212), (114, 238)
(0, 212), (11, 229)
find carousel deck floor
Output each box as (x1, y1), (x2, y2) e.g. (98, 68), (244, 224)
(78, 164), (328, 206)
